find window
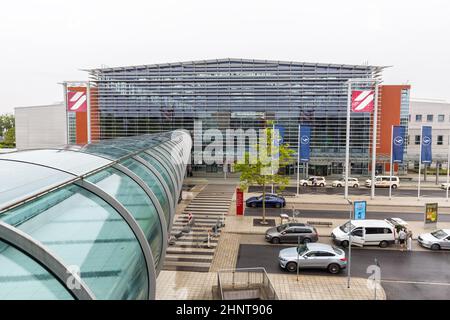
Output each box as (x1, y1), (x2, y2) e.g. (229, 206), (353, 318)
(437, 135), (443, 145)
(427, 114), (433, 122)
(351, 228), (363, 237)
(438, 115), (445, 122)
(366, 228), (379, 234)
(415, 135), (421, 145)
(316, 252), (335, 257)
(295, 228), (311, 234)
(415, 115), (422, 122)
(305, 252), (319, 257)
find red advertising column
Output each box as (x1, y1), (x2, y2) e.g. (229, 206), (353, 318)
(236, 188), (244, 216)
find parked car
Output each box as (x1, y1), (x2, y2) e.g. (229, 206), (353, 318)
(278, 243), (347, 274)
(440, 183), (450, 190)
(365, 176), (400, 189)
(331, 219), (396, 248)
(418, 229), (450, 250)
(299, 176), (327, 187)
(332, 177), (359, 188)
(265, 223), (319, 244)
(246, 194), (286, 208)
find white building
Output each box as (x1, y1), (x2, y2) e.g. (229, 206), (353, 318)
(407, 99), (450, 168)
(15, 103), (67, 150)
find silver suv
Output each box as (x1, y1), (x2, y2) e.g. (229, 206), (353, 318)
(278, 243), (347, 274)
(265, 223), (319, 244)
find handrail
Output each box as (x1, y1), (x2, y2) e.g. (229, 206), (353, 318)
(217, 267), (278, 300)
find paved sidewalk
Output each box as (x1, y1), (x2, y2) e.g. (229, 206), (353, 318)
(156, 270), (384, 300)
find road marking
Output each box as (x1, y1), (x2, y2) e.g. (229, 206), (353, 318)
(381, 279), (450, 286)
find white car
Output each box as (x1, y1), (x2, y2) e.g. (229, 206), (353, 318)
(440, 183), (450, 190)
(332, 177), (359, 188)
(299, 176), (326, 187)
(365, 176), (400, 189)
(418, 229), (450, 250)
(331, 219), (397, 248)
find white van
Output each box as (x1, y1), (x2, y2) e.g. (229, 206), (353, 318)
(331, 219), (396, 248)
(365, 176), (400, 188)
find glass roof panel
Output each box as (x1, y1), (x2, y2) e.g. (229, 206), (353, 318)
(85, 168), (163, 265)
(0, 239), (74, 300)
(120, 158), (171, 223)
(0, 160), (74, 211)
(0, 150), (112, 176)
(138, 152), (176, 197)
(1, 184), (149, 300)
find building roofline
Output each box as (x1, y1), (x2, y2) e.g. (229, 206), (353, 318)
(82, 58), (388, 73)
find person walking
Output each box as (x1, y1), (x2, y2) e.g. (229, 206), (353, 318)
(398, 228), (407, 251)
(407, 230), (413, 251)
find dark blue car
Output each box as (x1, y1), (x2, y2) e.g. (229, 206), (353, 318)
(246, 194), (286, 208)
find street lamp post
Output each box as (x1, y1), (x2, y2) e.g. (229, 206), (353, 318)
(296, 235), (300, 282)
(346, 198), (353, 289)
(344, 79), (379, 200)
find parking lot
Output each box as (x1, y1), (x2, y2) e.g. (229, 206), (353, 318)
(236, 243), (450, 299)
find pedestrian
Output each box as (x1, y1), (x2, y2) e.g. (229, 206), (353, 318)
(398, 228), (407, 251)
(407, 230), (413, 251)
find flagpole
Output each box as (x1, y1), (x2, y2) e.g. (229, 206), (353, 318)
(389, 125), (393, 200)
(272, 123), (275, 194)
(371, 82), (379, 200)
(297, 124), (301, 196)
(418, 125), (423, 201)
(446, 133), (449, 201)
(344, 81), (352, 200)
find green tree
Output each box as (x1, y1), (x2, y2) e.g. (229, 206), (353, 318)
(235, 121), (294, 224)
(0, 114), (15, 136)
(2, 127), (15, 147)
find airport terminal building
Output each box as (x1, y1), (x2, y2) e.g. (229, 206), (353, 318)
(22, 58), (411, 176)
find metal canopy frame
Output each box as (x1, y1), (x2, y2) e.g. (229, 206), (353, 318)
(0, 221), (96, 300)
(0, 131), (191, 300)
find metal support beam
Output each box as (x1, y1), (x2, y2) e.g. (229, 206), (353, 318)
(0, 221), (96, 300)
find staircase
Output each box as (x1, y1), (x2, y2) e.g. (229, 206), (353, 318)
(163, 184), (236, 272)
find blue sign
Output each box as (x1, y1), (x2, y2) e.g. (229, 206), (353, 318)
(299, 125), (311, 162)
(354, 201), (366, 220)
(392, 126), (406, 163)
(274, 124), (285, 145)
(421, 126), (432, 164)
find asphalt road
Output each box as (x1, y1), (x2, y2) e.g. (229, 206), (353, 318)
(236, 244), (450, 300)
(244, 207), (450, 222)
(249, 185), (449, 198)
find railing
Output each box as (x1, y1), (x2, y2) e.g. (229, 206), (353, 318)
(217, 267), (278, 300)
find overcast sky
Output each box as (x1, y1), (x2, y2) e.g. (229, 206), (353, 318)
(1, 0), (449, 114)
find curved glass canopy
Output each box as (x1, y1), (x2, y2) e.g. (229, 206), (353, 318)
(0, 130), (192, 300)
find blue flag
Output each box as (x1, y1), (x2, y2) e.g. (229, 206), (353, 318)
(299, 125), (311, 162)
(274, 124), (285, 145)
(392, 126), (406, 163)
(421, 126), (432, 164)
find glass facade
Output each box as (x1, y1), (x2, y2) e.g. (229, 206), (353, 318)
(0, 130), (192, 300)
(87, 58), (383, 175)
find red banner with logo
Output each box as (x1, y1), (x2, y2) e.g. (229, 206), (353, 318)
(351, 90), (374, 113)
(67, 87), (87, 112)
(236, 188), (244, 215)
